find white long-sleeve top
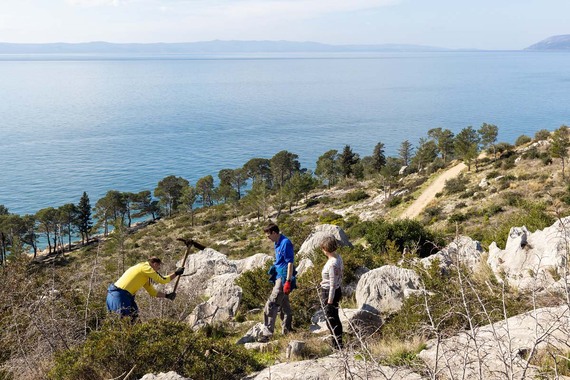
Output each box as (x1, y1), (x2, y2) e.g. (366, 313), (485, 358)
(320, 254), (344, 303)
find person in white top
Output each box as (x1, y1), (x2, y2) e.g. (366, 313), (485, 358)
(319, 235), (344, 349)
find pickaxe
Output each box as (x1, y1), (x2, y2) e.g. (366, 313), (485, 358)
(171, 238), (207, 293)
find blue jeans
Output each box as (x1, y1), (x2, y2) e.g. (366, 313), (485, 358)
(106, 284), (138, 321)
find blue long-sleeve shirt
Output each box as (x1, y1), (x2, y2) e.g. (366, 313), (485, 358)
(274, 234), (294, 270)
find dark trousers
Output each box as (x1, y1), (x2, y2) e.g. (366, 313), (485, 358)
(321, 287), (343, 348)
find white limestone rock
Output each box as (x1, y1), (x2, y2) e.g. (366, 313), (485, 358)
(231, 253), (272, 274)
(243, 354), (423, 380)
(298, 224), (352, 258)
(310, 307), (383, 336)
(419, 305), (570, 380)
(174, 248), (237, 294)
(176, 249), (273, 329)
(139, 371), (191, 380)
(420, 235), (484, 270)
(487, 218), (570, 290)
(296, 258), (314, 277)
(355, 265), (422, 315)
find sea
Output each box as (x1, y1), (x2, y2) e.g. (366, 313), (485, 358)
(1, 51), (570, 216)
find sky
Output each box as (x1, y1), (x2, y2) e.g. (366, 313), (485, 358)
(1, 0), (569, 50)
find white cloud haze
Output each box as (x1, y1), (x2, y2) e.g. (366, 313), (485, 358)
(1, 0), (569, 49)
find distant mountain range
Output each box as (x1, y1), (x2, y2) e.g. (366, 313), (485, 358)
(0, 40), (449, 54)
(526, 35), (570, 50)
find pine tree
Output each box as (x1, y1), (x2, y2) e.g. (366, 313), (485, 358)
(76, 192), (93, 245)
(339, 145), (359, 178)
(372, 142), (387, 172)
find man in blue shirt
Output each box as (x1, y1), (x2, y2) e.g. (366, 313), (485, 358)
(263, 223), (295, 337)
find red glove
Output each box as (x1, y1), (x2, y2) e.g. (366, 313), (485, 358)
(283, 280), (292, 295)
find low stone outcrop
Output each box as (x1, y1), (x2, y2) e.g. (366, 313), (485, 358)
(419, 305), (570, 379)
(487, 217), (570, 290)
(355, 265), (422, 315)
(311, 307), (383, 336)
(185, 273), (242, 329)
(420, 235), (484, 270)
(244, 341), (279, 352)
(175, 249), (272, 328)
(139, 371), (190, 380)
(298, 224), (352, 258)
(237, 322), (273, 344)
(296, 257), (314, 276)
(233, 253), (273, 274)
(174, 248), (237, 294)
(243, 354), (423, 380)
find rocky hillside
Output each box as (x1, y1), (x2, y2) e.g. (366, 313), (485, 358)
(4, 129), (570, 379)
(526, 34), (570, 50)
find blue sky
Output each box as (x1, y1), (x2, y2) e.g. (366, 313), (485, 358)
(1, 0), (568, 49)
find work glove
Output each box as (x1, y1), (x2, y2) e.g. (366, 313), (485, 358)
(165, 292), (176, 301)
(283, 280), (292, 295)
(175, 267), (185, 276)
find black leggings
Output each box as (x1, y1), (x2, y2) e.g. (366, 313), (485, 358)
(321, 287), (343, 348)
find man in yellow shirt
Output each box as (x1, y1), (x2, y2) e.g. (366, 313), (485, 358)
(106, 256), (184, 321)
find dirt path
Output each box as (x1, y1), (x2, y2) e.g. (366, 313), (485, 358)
(400, 161), (467, 219)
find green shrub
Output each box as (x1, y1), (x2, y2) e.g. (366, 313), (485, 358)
(305, 198), (320, 208)
(49, 319), (262, 380)
(235, 263), (273, 314)
(317, 196), (334, 204)
(495, 142), (514, 155)
(534, 129), (551, 141)
(363, 219), (443, 258)
(387, 196), (403, 208)
(444, 175), (468, 194)
(343, 190), (370, 203)
(424, 206), (443, 219)
(485, 204), (503, 217)
(448, 213), (467, 223)
(289, 262), (323, 329)
(515, 135), (532, 146)
(502, 191), (522, 206)
(318, 211), (343, 224)
(501, 156), (516, 170)
(459, 190), (475, 199)
(454, 202), (467, 210)
(521, 146), (540, 160)
(541, 155), (553, 165)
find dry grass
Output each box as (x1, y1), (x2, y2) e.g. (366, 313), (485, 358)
(367, 336), (427, 367)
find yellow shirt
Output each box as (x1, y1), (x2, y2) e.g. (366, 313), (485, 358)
(114, 262), (172, 297)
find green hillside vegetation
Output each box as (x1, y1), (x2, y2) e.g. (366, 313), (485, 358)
(2, 124), (570, 379)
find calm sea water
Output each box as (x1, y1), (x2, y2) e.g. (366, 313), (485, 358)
(1, 51), (570, 216)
